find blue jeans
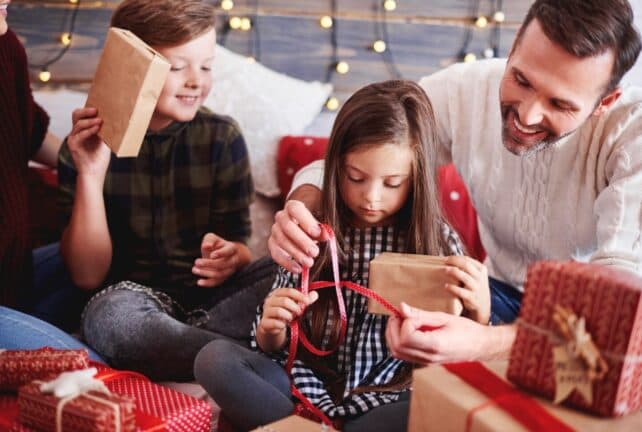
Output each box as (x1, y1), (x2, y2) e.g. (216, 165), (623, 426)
(489, 277), (523, 325)
(81, 257), (277, 381)
(16, 242), (90, 332)
(194, 339), (409, 432)
(0, 306), (103, 362)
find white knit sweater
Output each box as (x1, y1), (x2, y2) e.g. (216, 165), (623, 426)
(292, 59), (642, 290)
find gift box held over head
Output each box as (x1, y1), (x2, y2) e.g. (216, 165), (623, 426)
(507, 261), (642, 417)
(367, 252), (463, 315)
(86, 27), (170, 158)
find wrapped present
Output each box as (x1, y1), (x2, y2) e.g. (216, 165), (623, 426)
(95, 365), (211, 432)
(0, 348), (89, 391)
(18, 369), (136, 432)
(86, 27), (170, 157)
(507, 261), (642, 417)
(408, 361), (642, 432)
(250, 415), (337, 431)
(368, 252), (463, 315)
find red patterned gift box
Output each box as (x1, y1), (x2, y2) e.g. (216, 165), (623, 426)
(17, 381), (136, 432)
(507, 261), (642, 417)
(0, 348), (89, 391)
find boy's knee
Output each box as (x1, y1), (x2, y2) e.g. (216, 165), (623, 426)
(194, 339), (235, 384)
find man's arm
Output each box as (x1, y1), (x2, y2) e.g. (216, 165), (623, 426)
(386, 303), (516, 364)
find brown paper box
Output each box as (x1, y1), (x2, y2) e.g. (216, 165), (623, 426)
(250, 415), (337, 431)
(408, 361), (642, 432)
(85, 27), (170, 157)
(368, 252), (463, 315)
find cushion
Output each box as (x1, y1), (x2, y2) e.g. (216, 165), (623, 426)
(277, 135), (329, 201)
(204, 45), (332, 197)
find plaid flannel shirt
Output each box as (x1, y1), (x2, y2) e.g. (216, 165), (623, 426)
(58, 109), (254, 309)
(252, 223), (463, 419)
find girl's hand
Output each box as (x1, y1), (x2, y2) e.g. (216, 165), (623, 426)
(67, 107), (111, 179)
(444, 256), (491, 324)
(192, 233), (239, 287)
(258, 288), (319, 335)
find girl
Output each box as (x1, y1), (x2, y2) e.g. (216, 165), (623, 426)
(195, 80), (490, 431)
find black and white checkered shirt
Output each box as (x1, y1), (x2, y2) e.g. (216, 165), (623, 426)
(252, 223), (463, 419)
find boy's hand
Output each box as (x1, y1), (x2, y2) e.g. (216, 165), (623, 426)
(68, 107), (111, 179)
(258, 288), (319, 335)
(444, 256), (491, 324)
(192, 233), (239, 287)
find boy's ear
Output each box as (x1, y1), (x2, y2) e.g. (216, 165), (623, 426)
(592, 87), (622, 117)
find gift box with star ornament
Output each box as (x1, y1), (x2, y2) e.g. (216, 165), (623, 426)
(507, 261), (642, 417)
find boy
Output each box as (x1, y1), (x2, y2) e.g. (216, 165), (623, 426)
(59, 0), (275, 381)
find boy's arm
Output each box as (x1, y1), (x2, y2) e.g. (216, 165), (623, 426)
(58, 109), (113, 291)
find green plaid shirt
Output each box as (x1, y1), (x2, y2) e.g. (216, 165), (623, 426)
(58, 109), (254, 308)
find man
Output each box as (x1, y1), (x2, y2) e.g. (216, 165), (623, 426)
(268, 0), (642, 363)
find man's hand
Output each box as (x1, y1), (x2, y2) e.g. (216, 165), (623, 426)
(268, 198), (329, 273)
(385, 303), (514, 365)
(192, 233), (240, 287)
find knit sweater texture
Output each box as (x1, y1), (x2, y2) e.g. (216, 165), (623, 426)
(0, 30), (49, 305)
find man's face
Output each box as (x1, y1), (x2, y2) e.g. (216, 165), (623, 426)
(499, 19), (617, 156)
(0, 1), (10, 35)
(148, 28), (216, 131)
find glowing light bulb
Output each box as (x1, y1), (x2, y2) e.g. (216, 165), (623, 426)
(326, 97), (340, 111)
(483, 48), (495, 59)
(60, 33), (72, 46)
(383, 0), (397, 12)
(221, 0), (234, 11)
(69, 0), (78, 4)
(493, 11), (505, 23)
(336, 61), (350, 74)
(373, 40), (386, 53)
(246, 56), (256, 63)
(229, 17), (242, 29)
(463, 53), (477, 63)
(320, 15), (333, 29)
(39, 69), (51, 83)
(240, 17), (252, 31)
(475, 16), (488, 28)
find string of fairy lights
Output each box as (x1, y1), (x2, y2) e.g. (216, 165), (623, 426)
(30, 0), (507, 112)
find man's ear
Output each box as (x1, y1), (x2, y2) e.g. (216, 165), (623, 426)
(593, 87), (622, 116)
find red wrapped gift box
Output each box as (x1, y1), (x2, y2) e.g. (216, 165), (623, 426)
(0, 348), (89, 391)
(18, 381), (136, 432)
(507, 261), (642, 417)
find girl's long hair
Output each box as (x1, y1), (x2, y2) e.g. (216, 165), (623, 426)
(300, 80), (449, 397)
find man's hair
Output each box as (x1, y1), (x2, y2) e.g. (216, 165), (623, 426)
(110, 0), (215, 47)
(514, 0), (641, 92)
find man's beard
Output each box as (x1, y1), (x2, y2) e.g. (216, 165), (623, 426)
(500, 105), (569, 157)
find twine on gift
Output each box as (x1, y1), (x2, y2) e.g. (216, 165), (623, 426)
(285, 224), (440, 427)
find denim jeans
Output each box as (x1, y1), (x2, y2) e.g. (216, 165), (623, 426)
(81, 257), (277, 381)
(0, 306), (103, 362)
(489, 277), (523, 325)
(16, 242), (90, 332)
(194, 339), (409, 432)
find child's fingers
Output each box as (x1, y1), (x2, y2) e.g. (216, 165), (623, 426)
(445, 265), (477, 289)
(445, 283), (476, 309)
(445, 255), (484, 274)
(260, 318), (287, 334)
(71, 107), (98, 124)
(210, 242), (236, 259)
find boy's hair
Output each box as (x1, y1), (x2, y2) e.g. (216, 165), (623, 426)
(302, 81), (448, 392)
(110, 0), (215, 47)
(514, 0), (641, 93)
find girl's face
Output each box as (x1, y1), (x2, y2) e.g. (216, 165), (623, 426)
(339, 143), (413, 228)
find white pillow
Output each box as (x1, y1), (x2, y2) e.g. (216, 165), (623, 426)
(204, 45), (332, 197)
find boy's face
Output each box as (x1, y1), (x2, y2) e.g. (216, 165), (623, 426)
(148, 28), (216, 131)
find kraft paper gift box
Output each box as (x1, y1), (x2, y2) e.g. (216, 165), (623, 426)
(368, 252), (463, 315)
(85, 27), (170, 157)
(408, 361), (642, 432)
(250, 415), (337, 432)
(17, 381), (136, 432)
(0, 348), (89, 391)
(507, 261), (642, 417)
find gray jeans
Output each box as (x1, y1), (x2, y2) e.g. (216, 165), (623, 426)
(194, 339), (409, 432)
(81, 257), (276, 381)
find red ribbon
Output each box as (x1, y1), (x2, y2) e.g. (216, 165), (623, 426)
(285, 224), (441, 426)
(443, 362), (574, 432)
